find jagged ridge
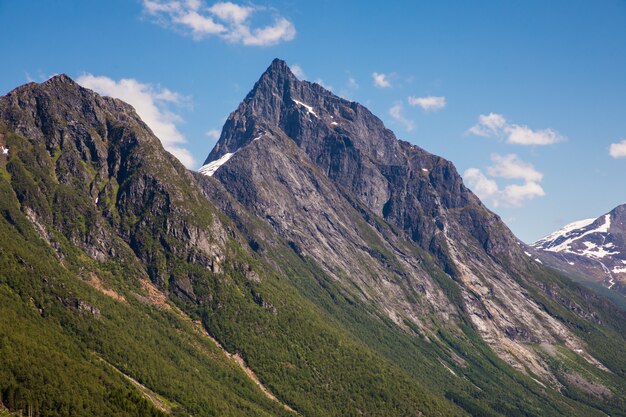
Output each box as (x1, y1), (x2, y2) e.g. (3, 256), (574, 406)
(0, 67), (625, 416)
(201, 59), (626, 411)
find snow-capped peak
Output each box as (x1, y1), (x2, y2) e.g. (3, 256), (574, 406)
(532, 218), (595, 251)
(532, 212), (620, 260)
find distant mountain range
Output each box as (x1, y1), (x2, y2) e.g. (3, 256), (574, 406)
(0, 60), (625, 416)
(531, 204), (626, 296)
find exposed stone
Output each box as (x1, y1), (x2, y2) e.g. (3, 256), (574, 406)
(201, 59), (614, 380)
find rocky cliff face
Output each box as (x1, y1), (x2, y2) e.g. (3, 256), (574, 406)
(532, 204), (626, 295)
(205, 60), (518, 269)
(200, 59), (618, 382)
(0, 75), (230, 298)
(0, 73), (471, 417)
(2, 68), (626, 416)
(0, 76), (310, 416)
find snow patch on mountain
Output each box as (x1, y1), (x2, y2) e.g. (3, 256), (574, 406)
(199, 152), (235, 177)
(613, 266), (626, 274)
(533, 218), (595, 252)
(580, 241), (619, 259)
(533, 215), (613, 255)
(532, 207), (626, 292)
(597, 214), (611, 233)
(292, 99), (318, 118)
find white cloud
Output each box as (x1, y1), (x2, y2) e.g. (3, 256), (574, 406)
(174, 10), (226, 36)
(487, 153), (543, 182)
(389, 103), (414, 132)
(372, 72), (391, 88)
(609, 139), (626, 158)
(209, 1), (251, 23)
(407, 95), (446, 111)
(291, 64), (305, 79)
(506, 125), (565, 146)
(347, 77), (358, 90)
(77, 74), (195, 168)
(467, 113), (506, 137)
(206, 129), (221, 140)
(142, 1), (296, 46)
(501, 182), (545, 207)
(463, 153), (545, 208)
(314, 78), (334, 92)
(464, 168), (499, 200)
(467, 112), (566, 145)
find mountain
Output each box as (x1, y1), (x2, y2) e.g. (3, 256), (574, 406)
(0, 62), (625, 416)
(0, 75), (299, 417)
(198, 59), (626, 413)
(531, 204), (626, 296)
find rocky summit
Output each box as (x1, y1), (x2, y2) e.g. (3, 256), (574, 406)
(0, 61), (625, 417)
(200, 59), (621, 382)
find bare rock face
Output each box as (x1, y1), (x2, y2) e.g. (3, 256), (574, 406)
(0, 75), (229, 294)
(201, 59), (616, 381)
(206, 60), (518, 268)
(532, 204), (626, 295)
(3, 67), (624, 414)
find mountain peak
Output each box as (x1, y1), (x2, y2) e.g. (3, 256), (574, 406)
(38, 74), (81, 90)
(203, 59), (310, 163)
(3, 74), (80, 99)
(532, 202), (626, 293)
(267, 58), (292, 75)
(46, 73), (75, 84)
(247, 58), (298, 100)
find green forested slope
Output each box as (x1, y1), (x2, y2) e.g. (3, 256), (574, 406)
(0, 144), (297, 416)
(0, 75), (625, 417)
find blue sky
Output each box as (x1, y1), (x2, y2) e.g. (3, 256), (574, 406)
(1, 0), (625, 243)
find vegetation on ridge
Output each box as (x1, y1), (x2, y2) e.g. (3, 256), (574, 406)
(0, 74), (625, 417)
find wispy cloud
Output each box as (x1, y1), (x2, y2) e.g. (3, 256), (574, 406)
(407, 95), (446, 111)
(500, 182), (545, 207)
(389, 103), (414, 131)
(206, 129), (221, 140)
(142, 1), (296, 46)
(467, 113), (566, 146)
(487, 153), (543, 182)
(609, 139), (626, 158)
(464, 153), (545, 207)
(77, 74), (195, 168)
(372, 72), (391, 88)
(347, 77), (358, 90)
(337, 75), (359, 100)
(290, 64), (305, 79)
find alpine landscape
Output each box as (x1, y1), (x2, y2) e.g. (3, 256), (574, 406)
(1, 2), (625, 416)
